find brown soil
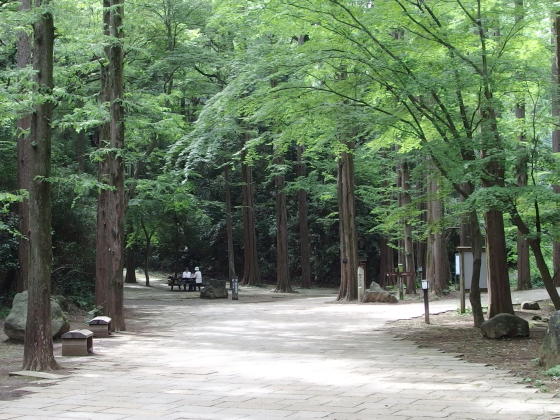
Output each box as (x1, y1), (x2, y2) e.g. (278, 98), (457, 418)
(0, 303), (91, 401)
(382, 299), (560, 395)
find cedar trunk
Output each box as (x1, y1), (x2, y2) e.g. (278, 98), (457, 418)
(95, 0), (125, 331)
(241, 140), (260, 285)
(274, 155), (291, 292)
(400, 161), (416, 293)
(485, 210), (514, 317)
(16, 0), (32, 293)
(553, 11), (560, 286)
(426, 173), (450, 296)
(224, 166), (236, 280)
(296, 145), (311, 289)
(337, 141), (358, 301)
(22, 1), (59, 371)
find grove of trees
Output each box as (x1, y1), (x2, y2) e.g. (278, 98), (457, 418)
(2, 0), (560, 369)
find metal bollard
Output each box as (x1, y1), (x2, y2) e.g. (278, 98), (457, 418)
(231, 276), (238, 300)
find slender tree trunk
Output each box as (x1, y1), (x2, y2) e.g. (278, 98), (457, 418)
(22, 0), (59, 371)
(337, 139), (358, 301)
(426, 171), (450, 296)
(16, 0), (32, 293)
(296, 145), (311, 288)
(379, 238), (393, 287)
(400, 161), (416, 293)
(552, 11), (560, 286)
(468, 209), (485, 327)
(513, 0), (531, 291)
(95, 0), (111, 322)
(274, 154), (291, 292)
(124, 246), (137, 283)
(224, 166), (236, 280)
(240, 135), (260, 285)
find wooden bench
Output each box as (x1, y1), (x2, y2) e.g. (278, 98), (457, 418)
(88, 316), (112, 338)
(61, 329), (93, 356)
(168, 276), (206, 291)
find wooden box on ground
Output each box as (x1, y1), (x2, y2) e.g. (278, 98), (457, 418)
(61, 329), (93, 356)
(88, 316), (112, 338)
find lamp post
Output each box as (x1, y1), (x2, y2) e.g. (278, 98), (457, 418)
(421, 279), (430, 324)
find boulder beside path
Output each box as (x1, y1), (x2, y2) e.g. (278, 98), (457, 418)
(3, 291), (70, 341)
(539, 311), (560, 369)
(480, 313), (529, 339)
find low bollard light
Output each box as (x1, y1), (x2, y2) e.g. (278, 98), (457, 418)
(232, 276), (239, 300)
(421, 279), (430, 324)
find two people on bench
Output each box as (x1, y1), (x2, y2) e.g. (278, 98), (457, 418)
(181, 267), (202, 291)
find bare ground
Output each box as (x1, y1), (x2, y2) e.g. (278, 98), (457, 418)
(382, 297), (560, 395)
(0, 303), (91, 401)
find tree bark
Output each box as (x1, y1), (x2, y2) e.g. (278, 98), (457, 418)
(552, 11), (560, 287)
(485, 210), (514, 317)
(22, 0), (59, 371)
(95, 0), (125, 331)
(426, 171), (450, 296)
(296, 145), (311, 289)
(16, 0), (32, 293)
(467, 209), (485, 327)
(224, 166), (236, 280)
(337, 139), (358, 301)
(240, 135), (260, 285)
(400, 161), (416, 294)
(274, 154), (291, 292)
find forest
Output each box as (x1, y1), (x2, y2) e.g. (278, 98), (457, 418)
(2, 0), (560, 369)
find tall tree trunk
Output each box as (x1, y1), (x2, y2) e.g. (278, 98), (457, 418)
(140, 216), (151, 287)
(124, 246), (137, 283)
(337, 140), (358, 301)
(224, 166), (236, 280)
(515, 109), (531, 291)
(22, 0), (59, 371)
(485, 210), (514, 317)
(400, 161), (416, 294)
(468, 209), (485, 327)
(95, 0), (125, 331)
(16, 0), (32, 293)
(426, 170), (450, 296)
(274, 154), (291, 292)
(552, 10), (560, 286)
(379, 238), (394, 287)
(240, 136), (260, 285)
(296, 145), (311, 289)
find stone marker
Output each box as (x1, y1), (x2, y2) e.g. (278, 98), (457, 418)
(3, 291), (70, 341)
(480, 313), (530, 339)
(521, 301), (540, 310)
(539, 311), (560, 369)
(200, 279), (228, 299)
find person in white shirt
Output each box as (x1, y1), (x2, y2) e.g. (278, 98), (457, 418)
(194, 267), (202, 290)
(182, 268), (192, 291)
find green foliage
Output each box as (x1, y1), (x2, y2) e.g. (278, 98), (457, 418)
(543, 365), (560, 378)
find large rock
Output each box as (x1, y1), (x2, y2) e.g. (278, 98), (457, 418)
(362, 291), (398, 303)
(521, 301), (540, 310)
(480, 313), (530, 339)
(369, 281), (383, 292)
(3, 291), (70, 341)
(200, 279), (228, 299)
(539, 311), (560, 369)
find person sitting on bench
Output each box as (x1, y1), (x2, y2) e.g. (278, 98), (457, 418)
(182, 267), (192, 291)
